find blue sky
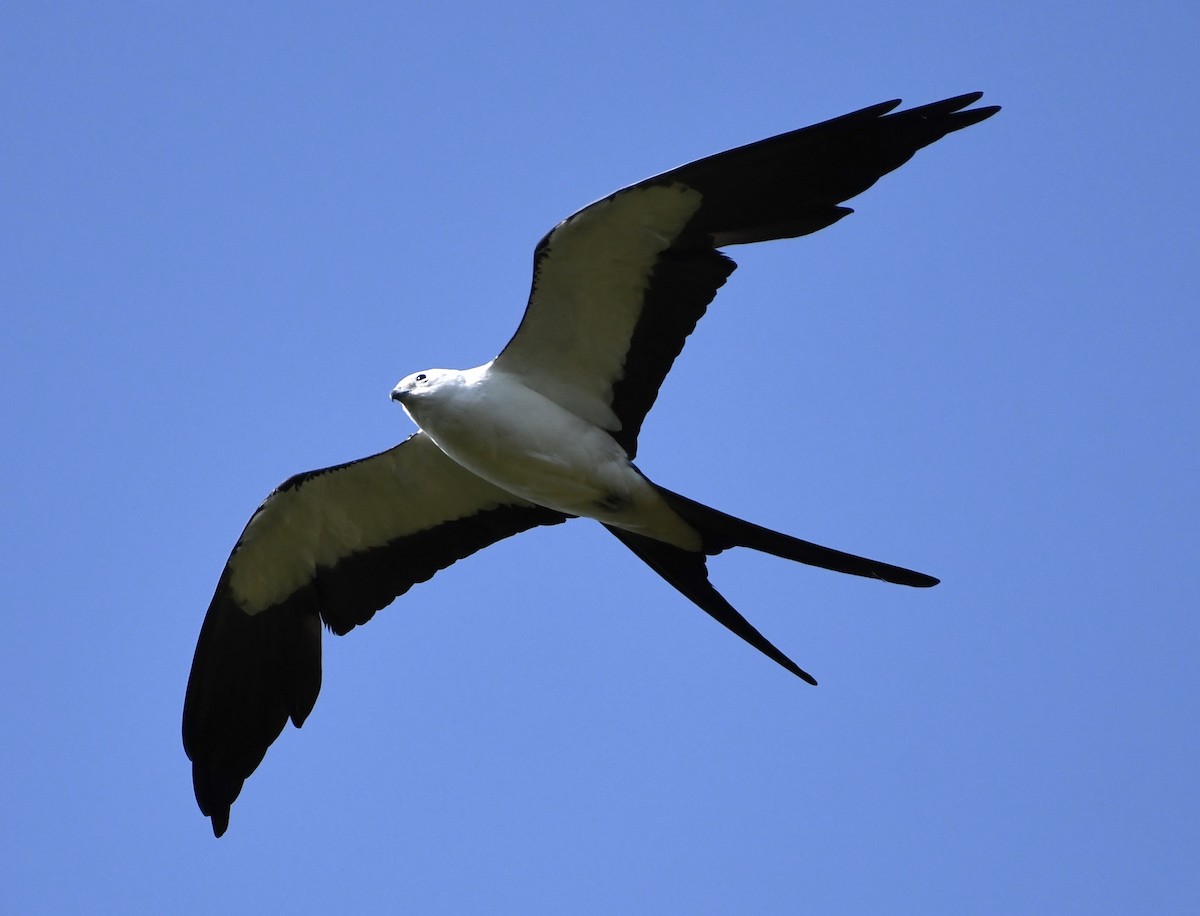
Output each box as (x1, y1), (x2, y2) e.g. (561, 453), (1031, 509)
(3, 2), (1197, 912)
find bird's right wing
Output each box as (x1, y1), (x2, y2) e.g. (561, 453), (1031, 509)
(182, 431), (567, 836)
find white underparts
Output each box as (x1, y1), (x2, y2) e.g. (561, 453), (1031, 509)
(399, 365), (702, 551)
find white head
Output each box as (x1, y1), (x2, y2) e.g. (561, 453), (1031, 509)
(390, 368), (461, 406)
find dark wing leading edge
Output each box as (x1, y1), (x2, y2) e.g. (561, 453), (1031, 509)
(493, 92), (999, 458)
(182, 431), (567, 836)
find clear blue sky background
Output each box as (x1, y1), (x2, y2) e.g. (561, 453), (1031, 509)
(3, 2), (1196, 913)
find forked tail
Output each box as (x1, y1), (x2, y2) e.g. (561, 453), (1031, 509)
(655, 486), (939, 588)
(604, 485), (938, 683)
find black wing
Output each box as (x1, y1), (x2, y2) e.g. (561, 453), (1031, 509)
(183, 432), (566, 836)
(494, 92), (999, 457)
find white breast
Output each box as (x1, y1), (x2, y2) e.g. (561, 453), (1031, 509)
(403, 364), (701, 549)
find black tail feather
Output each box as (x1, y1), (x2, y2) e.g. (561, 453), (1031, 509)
(654, 486), (939, 588)
(603, 485), (938, 682)
(605, 524), (818, 684)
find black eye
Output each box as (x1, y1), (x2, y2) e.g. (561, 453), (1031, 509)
(415, 373), (426, 382)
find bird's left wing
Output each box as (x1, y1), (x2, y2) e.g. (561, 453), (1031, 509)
(183, 431), (566, 836)
(493, 93), (998, 458)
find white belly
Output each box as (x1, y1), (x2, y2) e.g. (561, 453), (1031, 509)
(403, 368), (700, 549)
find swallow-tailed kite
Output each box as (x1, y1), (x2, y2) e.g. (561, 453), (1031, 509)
(184, 92), (998, 836)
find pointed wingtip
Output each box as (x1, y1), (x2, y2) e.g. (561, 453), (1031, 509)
(891, 92), (1000, 134)
(948, 90), (985, 107)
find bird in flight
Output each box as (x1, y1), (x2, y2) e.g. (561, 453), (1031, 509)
(184, 92), (999, 836)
